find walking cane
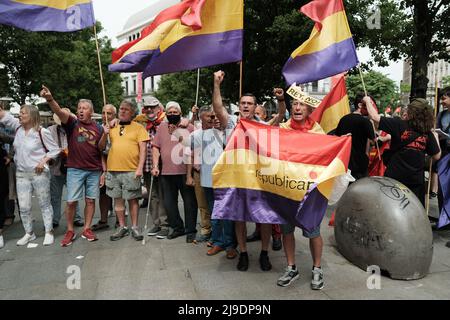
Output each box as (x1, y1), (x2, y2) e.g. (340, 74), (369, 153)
(142, 175), (154, 245)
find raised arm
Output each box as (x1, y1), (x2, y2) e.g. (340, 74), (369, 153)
(40, 85), (70, 124)
(271, 88), (286, 126)
(212, 70), (230, 129)
(364, 96), (380, 124)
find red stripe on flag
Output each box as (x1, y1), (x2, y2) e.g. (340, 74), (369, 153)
(112, 0), (200, 64)
(300, 0), (344, 24)
(227, 119), (352, 169)
(310, 75), (347, 123)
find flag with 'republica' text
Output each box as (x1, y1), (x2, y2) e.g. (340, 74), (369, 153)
(212, 119), (351, 233)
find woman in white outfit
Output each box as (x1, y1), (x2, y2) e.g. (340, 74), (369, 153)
(0, 104), (59, 247)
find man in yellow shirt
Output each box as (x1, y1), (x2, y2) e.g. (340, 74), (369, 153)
(106, 100), (150, 241)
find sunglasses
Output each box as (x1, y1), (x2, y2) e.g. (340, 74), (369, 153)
(119, 125), (125, 136)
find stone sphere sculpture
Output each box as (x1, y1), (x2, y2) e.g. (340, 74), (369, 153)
(334, 176), (433, 280)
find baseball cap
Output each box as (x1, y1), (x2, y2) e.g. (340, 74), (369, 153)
(143, 96), (160, 107)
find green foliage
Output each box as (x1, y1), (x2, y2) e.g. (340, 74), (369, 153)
(346, 71), (400, 112)
(443, 76), (450, 88)
(0, 22), (123, 112)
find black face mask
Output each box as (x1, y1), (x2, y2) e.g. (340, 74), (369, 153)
(167, 114), (181, 125)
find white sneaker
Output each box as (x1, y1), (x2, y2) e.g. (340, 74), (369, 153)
(43, 232), (54, 246)
(16, 233), (37, 246)
(0, 235), (4, 249)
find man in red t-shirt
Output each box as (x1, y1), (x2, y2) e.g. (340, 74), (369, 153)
(41, 86), (107, 247)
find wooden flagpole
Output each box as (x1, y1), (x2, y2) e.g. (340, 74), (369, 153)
(358, 66), (381, 160)
(93, 23), (107, 106)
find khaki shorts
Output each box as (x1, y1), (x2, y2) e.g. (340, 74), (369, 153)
(106, 171), (142, 200)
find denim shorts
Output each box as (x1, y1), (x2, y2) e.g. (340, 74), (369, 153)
(66, 168), (101, 202)
(106, 171), (142, 200)
(280, 223), (321, 239)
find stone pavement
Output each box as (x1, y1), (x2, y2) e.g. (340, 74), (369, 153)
(0, 195), (449, 300)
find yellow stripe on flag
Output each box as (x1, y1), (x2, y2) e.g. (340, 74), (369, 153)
(213, 148), (346, 201)
(14, 0), (90, 10)
(291, 11), (352, 58)
(160, 0), (243, 52)
(319, 95), (350, 133)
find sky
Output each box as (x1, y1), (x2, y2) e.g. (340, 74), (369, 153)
(91, 0), (404, 86)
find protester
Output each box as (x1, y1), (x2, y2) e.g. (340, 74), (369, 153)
(91, 104), (117, 231)
(365, 96), (441, 206)
(212, 70), (285, 272)
(335, 93), (376, 180)
(435, 88), (450, 211)
(0, 120), (16, 229)
(0, 104), (59, 246)
(151, 102), (198, 242)
(275, 88), (325, 289)
(106, 100), (148, 241)
(41, 86), (107, 246)
(187, 106), (213, 244)
(134, 97), (169, 238)
(48, 110), (84, 228)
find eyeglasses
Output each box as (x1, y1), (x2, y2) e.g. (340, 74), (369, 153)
(119, 125), (125, 136)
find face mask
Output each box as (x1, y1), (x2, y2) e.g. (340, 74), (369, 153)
(167, 114), (181, 125)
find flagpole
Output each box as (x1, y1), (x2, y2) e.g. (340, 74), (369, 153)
(93, 23), (107, 106)
(426, 79), (440, 217)
(359, 66), (381, 160)
(195, 68), (200, 106)
(239, 61), (243, 98)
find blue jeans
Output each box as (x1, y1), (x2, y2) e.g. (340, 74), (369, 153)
(66, 168), (101, 202)
(50, 174), (82, 224)
(203, 187), (236, 250)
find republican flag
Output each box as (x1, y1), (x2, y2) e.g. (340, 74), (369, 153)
(109, 0), (243, 78)
(282, 0), (359, 85)
(0, 0), (95, 32)
(310, 74), (350, 133)
(437, 153), (450, 229)
(212, 119), (351, 233)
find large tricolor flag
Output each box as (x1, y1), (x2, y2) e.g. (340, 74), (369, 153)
(212, 120), (351, 233)
(0, 0), (95, 32)
(282, 0), (359, 85)
(109, 0), (243, 78)
(310, 74), (350, 133)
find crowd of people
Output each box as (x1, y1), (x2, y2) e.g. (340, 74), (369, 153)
(0, 71), (448, 291)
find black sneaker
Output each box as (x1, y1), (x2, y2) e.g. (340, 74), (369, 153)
(259, 253), (272, 271)
(147, 226), (161, 236)
(277, 266), (300, 287)
(237, 252), (249, 271)
(186, 233), (196, 243)
(167, 230), (185, 240)
(74, 220), (84, 227)
(272, 238), (282, 251)
(156, 228), (169, 239)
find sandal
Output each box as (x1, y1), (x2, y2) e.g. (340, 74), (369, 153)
(91, 220), (109, 231)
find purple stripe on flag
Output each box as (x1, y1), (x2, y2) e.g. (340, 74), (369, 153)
(143, 29), (243, 77)
(0, 1), (95, 32)
(437, 153), (450, 229)
(212, 187), (328, 233)
(282, 37), (359, 85)
(108, 50), (156, 73)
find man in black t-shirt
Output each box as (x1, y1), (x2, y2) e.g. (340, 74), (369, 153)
(335, 93), (375, 180)
(365, 97), (441, 206)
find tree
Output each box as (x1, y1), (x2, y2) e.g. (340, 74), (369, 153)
(346, 71), (400, 112)
(157, 0), (450, 105)
(0, 22), (123, 112)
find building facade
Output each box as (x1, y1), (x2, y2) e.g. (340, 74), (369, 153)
(116, 0), (180, 107)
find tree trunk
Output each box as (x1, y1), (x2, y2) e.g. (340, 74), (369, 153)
(410, 0), (432, 100)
